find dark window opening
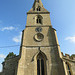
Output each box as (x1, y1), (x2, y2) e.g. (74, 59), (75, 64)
(36, 15), (43, 24)
(37, 59), (40, 75)
(39, 8), (40, 11)
(67, 64), (70, 71)
(37, 8), (39, 11)
(37, 7), (41, 11)
(36, 18), (42, 24)
(37, 54), (45, 75)
(41, 59), (44, 75)
(39, 19), (41, 24)
(37, 59), (45, 75)
(37, 19), (39, 23)
(69, 71), (71, 75)
(66, 62), (71, 75)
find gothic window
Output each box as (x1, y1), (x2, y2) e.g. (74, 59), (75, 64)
(37, 53), (45, 75)
(36, 15), (42, 24)
(37, 6), (41, 11)
(66, 62), (71, 75)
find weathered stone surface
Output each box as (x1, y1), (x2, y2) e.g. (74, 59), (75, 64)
(0, 0), (75, 75)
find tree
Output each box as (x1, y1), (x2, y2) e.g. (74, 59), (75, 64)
(5, 52), (16, 61)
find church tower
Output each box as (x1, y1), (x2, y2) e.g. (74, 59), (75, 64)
(17, 0), (65, 75)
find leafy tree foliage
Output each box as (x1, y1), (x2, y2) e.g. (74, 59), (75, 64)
(71, 54), (75, 57)
(5, 52), (16, 61)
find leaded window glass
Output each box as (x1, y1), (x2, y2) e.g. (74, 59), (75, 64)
(37, 53), (45, 75)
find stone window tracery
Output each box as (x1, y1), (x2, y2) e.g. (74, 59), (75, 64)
(37, 53), (45, 75)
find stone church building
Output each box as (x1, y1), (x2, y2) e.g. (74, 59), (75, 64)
(0, 0), (75, 75)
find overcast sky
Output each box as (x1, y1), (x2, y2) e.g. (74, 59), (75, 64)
(0, 0), (75, 72)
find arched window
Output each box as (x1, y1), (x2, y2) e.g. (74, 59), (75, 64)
(37, 53), (45, 75)
(37, 6), (41, 11)
(66, 62), (71, 75)
(36, 15), (42, 24)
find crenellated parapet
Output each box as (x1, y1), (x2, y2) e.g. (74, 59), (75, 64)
(61, 52), (75, 61)
(61, 52), (75, 75)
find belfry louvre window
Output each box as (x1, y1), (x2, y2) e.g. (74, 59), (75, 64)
(37, 18), (41, 24)
(37, 7), (41, 11)
(37, 53), (45, 75)
(66, 62), (71, 75)
(36, 15), (42, 24)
